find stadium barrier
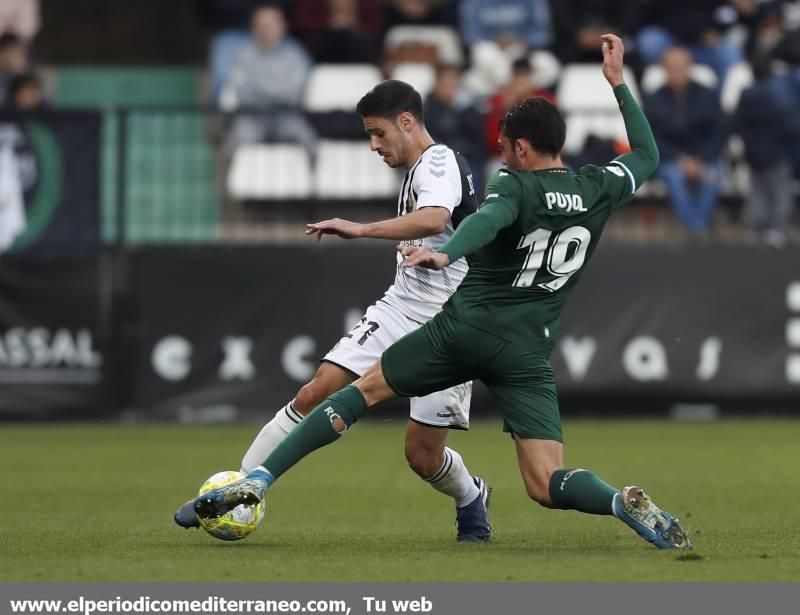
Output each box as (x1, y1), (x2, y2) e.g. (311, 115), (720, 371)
(1, 243), (799, 419)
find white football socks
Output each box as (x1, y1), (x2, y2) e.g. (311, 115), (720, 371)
(426, 447), (480, 508)
(240, 402), (304, 473)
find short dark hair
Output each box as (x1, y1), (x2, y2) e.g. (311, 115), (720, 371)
(251, 1), (286, 19)
(511, 57), (532, 75)
(356, 80), (424, 123)
(499, 97), (565, 156)
(0, 33), (23, 51)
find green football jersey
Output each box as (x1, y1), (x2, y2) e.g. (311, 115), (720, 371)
(442, 163), (635, 352)
(437, 84), (658, 354)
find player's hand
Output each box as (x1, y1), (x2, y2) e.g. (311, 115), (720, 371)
(601, 33), (625, 88)
(398, 245), (450, 270)
(305, 218), (364, 241)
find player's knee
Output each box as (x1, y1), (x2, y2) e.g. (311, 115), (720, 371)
(523, 473), (553, 508)
(405, 443), (443, 479)
(293, 380), (325, 415)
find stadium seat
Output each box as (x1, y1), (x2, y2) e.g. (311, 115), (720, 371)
(303, 64), (383, 112)
(390, 63), (436, 99)
(227, 144), (313, 199)
(315, 141), (399, 199)
(720, 62), (754, 113)
(463, 42), (512, 97)
(563, 114), (628, 154)
(528, 50), (561, 90)
(384, 26), (464, 66)
(640, 64), (718, 94)
(557, 64), (640, 112)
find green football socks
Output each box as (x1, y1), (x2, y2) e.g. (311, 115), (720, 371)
(548, 468), (619, 515)
(259, 385), (368, 482)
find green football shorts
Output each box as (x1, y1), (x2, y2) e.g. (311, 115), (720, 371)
(381, 311), (562, 442)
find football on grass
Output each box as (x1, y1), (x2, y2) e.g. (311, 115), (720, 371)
(197, 471), (264, 541)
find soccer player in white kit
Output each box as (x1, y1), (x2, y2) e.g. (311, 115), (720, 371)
(176, 80), (491, 541)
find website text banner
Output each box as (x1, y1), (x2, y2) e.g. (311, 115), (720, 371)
(0, 583), (795, 615)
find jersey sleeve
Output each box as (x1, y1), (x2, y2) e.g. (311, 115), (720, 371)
(591, 84), (661, 208)
(413, 146), (463, 213)
(437, 170), (521, 262)
(482, 169), (523, 219)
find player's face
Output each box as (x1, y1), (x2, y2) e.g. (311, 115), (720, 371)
(363, 116), (409, 168)
(497, 134), (522, 170)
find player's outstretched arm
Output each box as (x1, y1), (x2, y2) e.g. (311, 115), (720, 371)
(601, 33), (660, 190)
(306, 207), (450, 241)
(401, 198), (517, 269)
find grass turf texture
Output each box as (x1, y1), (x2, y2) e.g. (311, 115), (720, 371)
(1, 420), (798, 582)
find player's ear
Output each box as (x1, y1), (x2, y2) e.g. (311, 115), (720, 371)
(398, 112), (414, 133)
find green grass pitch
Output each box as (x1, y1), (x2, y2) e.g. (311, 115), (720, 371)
(2, 419), (798, 582)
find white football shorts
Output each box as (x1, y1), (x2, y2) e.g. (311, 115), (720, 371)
(323, 299), (471, 429)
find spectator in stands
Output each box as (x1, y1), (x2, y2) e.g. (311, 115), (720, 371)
(735, 59), (798, 247)
(551, 0), (642, 63)
(646, 47), (727, 236)
(459, 0), (552, 53)
(636, 0), (743, 82)
(6, 71), (44, 110)
(196, 0), (287, 101)
(382, 0), (459, 31)
(424, 64), (485, 190)
(292, 0), (381, 63)
(222, 3), (317, 154)
(483, 57), (555, 156)
(0, 33), (28, 106)
(0, 0), (40, 42)
(732, 0), (785, 64)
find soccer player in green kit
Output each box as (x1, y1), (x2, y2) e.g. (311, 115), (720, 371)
(190, 34), (691, 550)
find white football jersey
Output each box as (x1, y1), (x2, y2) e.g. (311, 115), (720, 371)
(382, 144), (478, 323)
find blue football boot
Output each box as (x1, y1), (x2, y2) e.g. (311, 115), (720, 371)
(613, 485), (692, 550)
(456, 477), (492, 542)
(193, 472), (270, 520)
(174, 499), (201, 529)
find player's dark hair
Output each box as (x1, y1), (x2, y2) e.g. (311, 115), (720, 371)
(356, 80), (424, 123)
(499, 97), (565, 156)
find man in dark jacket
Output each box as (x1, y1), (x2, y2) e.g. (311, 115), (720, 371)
(645, 46), (726, 234)
(735, 59), (798, 246)
(636, 0), (742, 82)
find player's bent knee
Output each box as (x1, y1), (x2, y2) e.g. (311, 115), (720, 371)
(405, 445), (443, 479)
(523, 473), (554, 508)
(293, 380), (326, 415)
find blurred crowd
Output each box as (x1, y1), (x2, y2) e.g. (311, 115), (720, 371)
(194, 0), (800, 245)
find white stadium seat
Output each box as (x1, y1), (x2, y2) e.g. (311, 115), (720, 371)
(227, 144), (312, 199)
(315, 141), (399, 199)
(557, 64), (640, 112)
(528, 50), (562, 89)
(463, 42), (512, 97)
(303, 64), (383, 112)
(384, 25), (464, 65)
(720, 62), (754, 113)
(563, 114), (628, 154)
(390, 63), (436, 99)
(640, 63), (718, 94)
